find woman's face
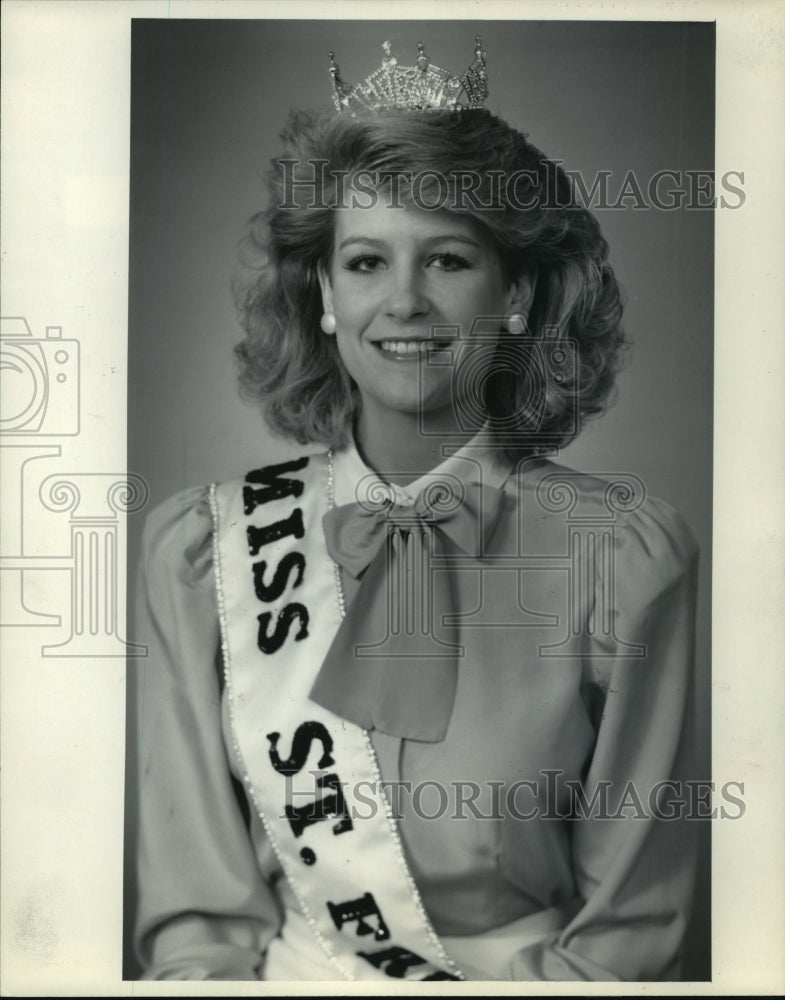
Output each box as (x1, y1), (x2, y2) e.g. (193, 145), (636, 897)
(318, 196), (532, 429)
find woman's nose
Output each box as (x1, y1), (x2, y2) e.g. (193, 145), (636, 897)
(383, 265), (430, 321)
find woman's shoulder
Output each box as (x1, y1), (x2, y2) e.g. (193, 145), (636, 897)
(146, 483), (212, 540)
(143, 450), (324, 581)
(142, 483), (218, 589)
(508, 456), (699, 578)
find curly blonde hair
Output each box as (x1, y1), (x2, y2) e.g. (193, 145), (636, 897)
(233, 108), (627, 459)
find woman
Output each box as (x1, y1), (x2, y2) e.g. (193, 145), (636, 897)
(133, 38), (699, 982)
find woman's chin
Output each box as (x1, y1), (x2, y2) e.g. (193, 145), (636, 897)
(362, 390), (458, 423)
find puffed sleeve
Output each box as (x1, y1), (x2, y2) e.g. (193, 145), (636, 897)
(133, 487), (282, 980)
(512, 496), (700, 981)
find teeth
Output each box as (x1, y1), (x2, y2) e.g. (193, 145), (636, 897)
(379, 340), (444, 354)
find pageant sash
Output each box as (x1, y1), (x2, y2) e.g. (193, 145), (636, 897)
(263, 902), (575, 982)
(210, 452), (463, 982)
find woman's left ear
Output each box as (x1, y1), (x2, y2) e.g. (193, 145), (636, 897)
(502, 269), (537, 335)
(505, 268), (537, 319)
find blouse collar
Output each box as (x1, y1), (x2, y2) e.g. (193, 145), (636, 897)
(331, 423), (514, 509)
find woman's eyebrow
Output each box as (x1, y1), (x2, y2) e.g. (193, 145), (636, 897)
(337, 236), (386, 250)
(423, 235), (481, 248)
(337, 234), (481, 251)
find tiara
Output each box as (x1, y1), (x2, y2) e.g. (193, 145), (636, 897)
(328, 36), (488, 115)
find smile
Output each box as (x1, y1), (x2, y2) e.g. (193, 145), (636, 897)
(377, 340), (451, 356)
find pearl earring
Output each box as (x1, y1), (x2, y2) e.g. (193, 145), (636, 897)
(505, 314), (527, 335)
(320, 312), (337, 335)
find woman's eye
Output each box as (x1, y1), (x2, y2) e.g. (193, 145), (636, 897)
(430, 253), (472, 272)
(344, 255), (383, 273)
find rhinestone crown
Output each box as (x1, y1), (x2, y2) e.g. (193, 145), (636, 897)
(329, 36), (488, 115)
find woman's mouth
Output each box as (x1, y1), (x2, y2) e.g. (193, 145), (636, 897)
(377, 339), (451, 357)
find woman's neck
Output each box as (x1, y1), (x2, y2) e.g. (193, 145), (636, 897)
(354, 404), (484, 485)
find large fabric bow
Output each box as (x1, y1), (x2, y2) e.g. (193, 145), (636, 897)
(309, 479), (505, 742)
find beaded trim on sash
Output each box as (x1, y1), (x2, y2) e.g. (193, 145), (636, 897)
(208, 452), (464, 982)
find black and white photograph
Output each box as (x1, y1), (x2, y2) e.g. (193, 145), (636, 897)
(1, 1), (783, 995)
(127, 16), (715, 983)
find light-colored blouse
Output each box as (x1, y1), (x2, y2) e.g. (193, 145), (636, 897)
(132, 438), (699, 981)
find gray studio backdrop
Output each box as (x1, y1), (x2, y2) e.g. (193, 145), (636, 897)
(126, 19), (713, 980)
